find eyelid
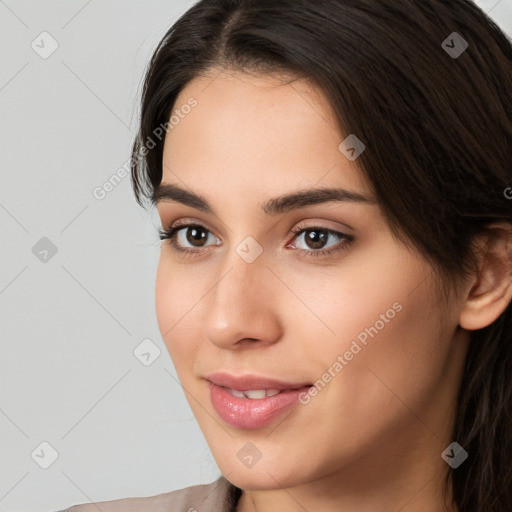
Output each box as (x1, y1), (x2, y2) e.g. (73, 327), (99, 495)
(288, 218), (354, 235)
(161, 217), (220, 237)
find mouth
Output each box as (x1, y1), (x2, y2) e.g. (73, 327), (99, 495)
(204, 372), (313, 429)
(221, 386), (307, 399)
(204, 371), (312, 392)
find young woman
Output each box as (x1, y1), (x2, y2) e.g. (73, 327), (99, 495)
(62, 0), (512, 511)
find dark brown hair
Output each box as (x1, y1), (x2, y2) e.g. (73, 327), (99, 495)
(130, 1), (512, 510)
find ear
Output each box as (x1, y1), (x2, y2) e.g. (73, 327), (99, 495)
(459, 222), (512, 330)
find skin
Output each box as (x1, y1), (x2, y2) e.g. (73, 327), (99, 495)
(154, 69), (512, 512)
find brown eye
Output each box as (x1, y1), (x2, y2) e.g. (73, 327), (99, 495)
(302, 229), (330, 250)
(288, 223), (355, 258)
(183, 225), (209, 247)
(159, 222), (221, 256)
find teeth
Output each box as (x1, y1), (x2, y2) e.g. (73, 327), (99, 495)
(244, 389), (268, 399)
(227, 388), (281, 399)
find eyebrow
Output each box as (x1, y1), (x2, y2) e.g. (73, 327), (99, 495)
(152, 183), (375, 215)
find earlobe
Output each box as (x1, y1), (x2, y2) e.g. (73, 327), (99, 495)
(459, 222), (512, 331)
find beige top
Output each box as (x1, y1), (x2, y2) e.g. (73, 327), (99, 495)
(57, 476), (242, 512)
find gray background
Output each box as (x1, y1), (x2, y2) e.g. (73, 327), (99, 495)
(1, 1), (511, 511)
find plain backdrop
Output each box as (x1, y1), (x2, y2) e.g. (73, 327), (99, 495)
(1, 1), (511, 511)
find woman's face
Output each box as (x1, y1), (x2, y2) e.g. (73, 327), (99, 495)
(155, 70), (469, 492)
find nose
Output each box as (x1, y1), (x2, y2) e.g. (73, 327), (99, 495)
(202, 245), (283, 350)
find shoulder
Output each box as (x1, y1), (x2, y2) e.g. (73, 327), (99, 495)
(58, 476), (240, 512)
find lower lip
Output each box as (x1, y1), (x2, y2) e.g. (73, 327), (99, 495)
(208, 381), (311, 429)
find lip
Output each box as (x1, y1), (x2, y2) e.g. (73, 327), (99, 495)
(205, 372), (312, 429)
(205, 372), (311, 391)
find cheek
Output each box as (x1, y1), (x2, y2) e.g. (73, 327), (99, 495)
(155, 257), (200, 365)
(155, 259), (174, 338)
(370, 288), (452, 389)
(278, 252), (411, 349)
(326, 276), (450, 429)
(295, 250), (448, 412)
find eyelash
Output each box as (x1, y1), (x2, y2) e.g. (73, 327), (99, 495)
(158, 221), (354, 259)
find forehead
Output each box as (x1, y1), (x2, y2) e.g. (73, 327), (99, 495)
(161, 69), (371, 203)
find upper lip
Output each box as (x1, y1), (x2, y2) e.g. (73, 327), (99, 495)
(205, 372), (312, 391)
